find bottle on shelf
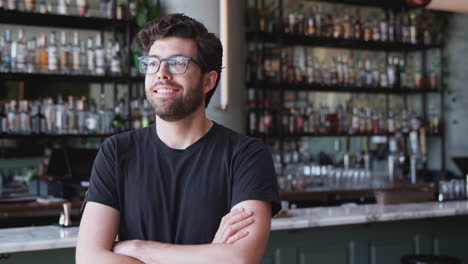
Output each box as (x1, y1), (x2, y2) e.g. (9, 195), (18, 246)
(31, 104), (46, 134)
(111, 99), (126, 133)
(15, 29), (26, 72)
(26, 38), (36, 73)
(0, 104), (7, 134)
(59, 31), (71, 74)
(72, 32), (81, 74)
(2, 29), (13, 72)
(86, 36), (95, 75)
(24, 0), (35, 12)
(57, 0), (70, 15)
(77, 0), (89, 16)
(18, 100), (32, 135)
(48, 32), (59, 73)
(95, 33), (105, 75)
(130, 97), (142, 130)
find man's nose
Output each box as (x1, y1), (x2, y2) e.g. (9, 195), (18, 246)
(156, 61), (172, 80)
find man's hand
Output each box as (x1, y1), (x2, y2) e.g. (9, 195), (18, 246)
(212, 207), (254, 244)
(113, 240), (140, 258)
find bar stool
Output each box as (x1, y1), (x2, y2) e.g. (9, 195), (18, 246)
(401, 255), (461, 264)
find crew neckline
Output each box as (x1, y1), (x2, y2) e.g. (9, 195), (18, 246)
(151, 121), (218, 154)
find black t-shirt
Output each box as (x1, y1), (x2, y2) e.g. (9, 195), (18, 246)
(84, 122), (281, 244)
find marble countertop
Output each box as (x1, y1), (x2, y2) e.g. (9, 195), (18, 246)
(1, 200), (468, 253)
(272, 200), (468, 231)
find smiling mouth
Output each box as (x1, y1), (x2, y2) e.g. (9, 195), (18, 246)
(156, 88), (180, 94)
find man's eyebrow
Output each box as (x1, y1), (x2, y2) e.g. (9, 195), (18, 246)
(147, 54), (188, 58)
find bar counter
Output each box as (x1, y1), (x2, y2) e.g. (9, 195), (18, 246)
(1, 200), (468, 264)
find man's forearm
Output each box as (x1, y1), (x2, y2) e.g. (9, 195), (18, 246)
(123, 240), (253, 264)
(77, 248), (144, 264)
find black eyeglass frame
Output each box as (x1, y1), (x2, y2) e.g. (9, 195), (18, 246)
(137, 55), (202, 75)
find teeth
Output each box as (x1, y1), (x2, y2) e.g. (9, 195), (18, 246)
(157, 89), (177, 94)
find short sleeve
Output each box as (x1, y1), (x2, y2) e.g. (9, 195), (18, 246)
(81, 137), (120, 213)
(231, 139), (281, 216)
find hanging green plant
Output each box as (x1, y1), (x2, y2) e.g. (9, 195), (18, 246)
(130, 0), (163, 74)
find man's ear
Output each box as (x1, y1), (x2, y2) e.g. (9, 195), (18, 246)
(203, 70), (218, 94)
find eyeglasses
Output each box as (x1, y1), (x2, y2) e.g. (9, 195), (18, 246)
(137, 55), (201, 75)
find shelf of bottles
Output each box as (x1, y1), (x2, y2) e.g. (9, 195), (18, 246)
(0, 95), (155, 139)
(0, 27), (141, 82)
(247, 88), (442, 138)
(0, 0), (131, 30)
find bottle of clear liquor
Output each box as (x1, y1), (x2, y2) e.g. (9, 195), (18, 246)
(2, 29), (13, 72)
(110, 41), (122, 75)
(72, 32), (81, 74)
(18, 100), (32, 135)
(0, 104), (7, 134)
(85, 99), (99, 134)
(48, 32), (59, 73)
(16, 29), (26, 72)
(86, 37), (95, 75)
(54, 95), (66, 134)
(66, 96), (78, 134)
(95, 33), (105, 75)
(26, 38), (36, 73)
(111, 99), (126, 133)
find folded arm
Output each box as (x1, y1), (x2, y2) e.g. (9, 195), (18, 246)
(114, 200), (272, 264)
(76, 202), (143, 264)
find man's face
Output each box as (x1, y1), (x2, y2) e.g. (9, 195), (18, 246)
(144, 36), (205, 122)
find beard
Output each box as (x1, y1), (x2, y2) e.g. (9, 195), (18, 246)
(146, 78), (204, 122)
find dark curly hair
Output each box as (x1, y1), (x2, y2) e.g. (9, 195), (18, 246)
(138, 13), (223, 108)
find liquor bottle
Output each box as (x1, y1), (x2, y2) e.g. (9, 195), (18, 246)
(287, 48), (295, 82)
(388, 12), (396, 42)
(77, 0), (88, 16)
(379, 63), (388, 88)
(38, 0), (47, 13)
(85, 99), (99, 133)
(31, 104), (46, 134)
(110, 41), (122, 75)
(54, 95), (66, 134)
(380, 13), (389, 42)
(80, 40), (87, 74)
(372, 18), (381, 41)
(325, 14), (334, 38)
(0, 104), (7, 134)
(296, 4), (305, 35)
(42, 97), (53, 134)
(39, 34), (49, 73)
(387, 111), (396, 134)
(401, 109), (409, 134)
(35, 35), (43, 73)
(365, 108), (373, 133)
(48, 32), (59, 73)
(371, 61), (380, 88)
(343, 10), (352, 39)
(363, 19), (372, 41)
(333, 16), (343, 39)
(6, 0), (17, 10)
(18, 100), (32, 135)
(263, 98), (273, 135)
(353, 11), (363, 40)
(399, 57), (406, 88)
(401, 12), (410, 43)
(57, 0), (69, 15)
(364, 59), (372, 88)
(72, 32), (81, 74)
(97, 94), (111, 134)
(315, 5), (323, 36)
(111, 99), (126, 133)
(306, 8), (317, 36)
(130, 98), (142, 130)
(247, 88), (257, 135)
(287, 1), (296, 34)
(15, 29), (26, 72)
(86, 37), (95, 74)
(26, 38), (36, 73)
(141, 99), (152, 128)
(59, 31), (71, 74)
(76, 98), (87, 134)
(280, 48), (288, 82)
(95, 33), (105, 75)
(2, 29), (12, 72)
(105, 39), (113, 73)
(24, 0), (35, 11)
(66, 96), (78, 134)
(409, 12), (418, 44)
(0, 35), (4, 71)
(6, 100), (17, 134)
(387, 56), (397, 88)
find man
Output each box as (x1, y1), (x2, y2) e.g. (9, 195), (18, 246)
(76, 13), (281, 264)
